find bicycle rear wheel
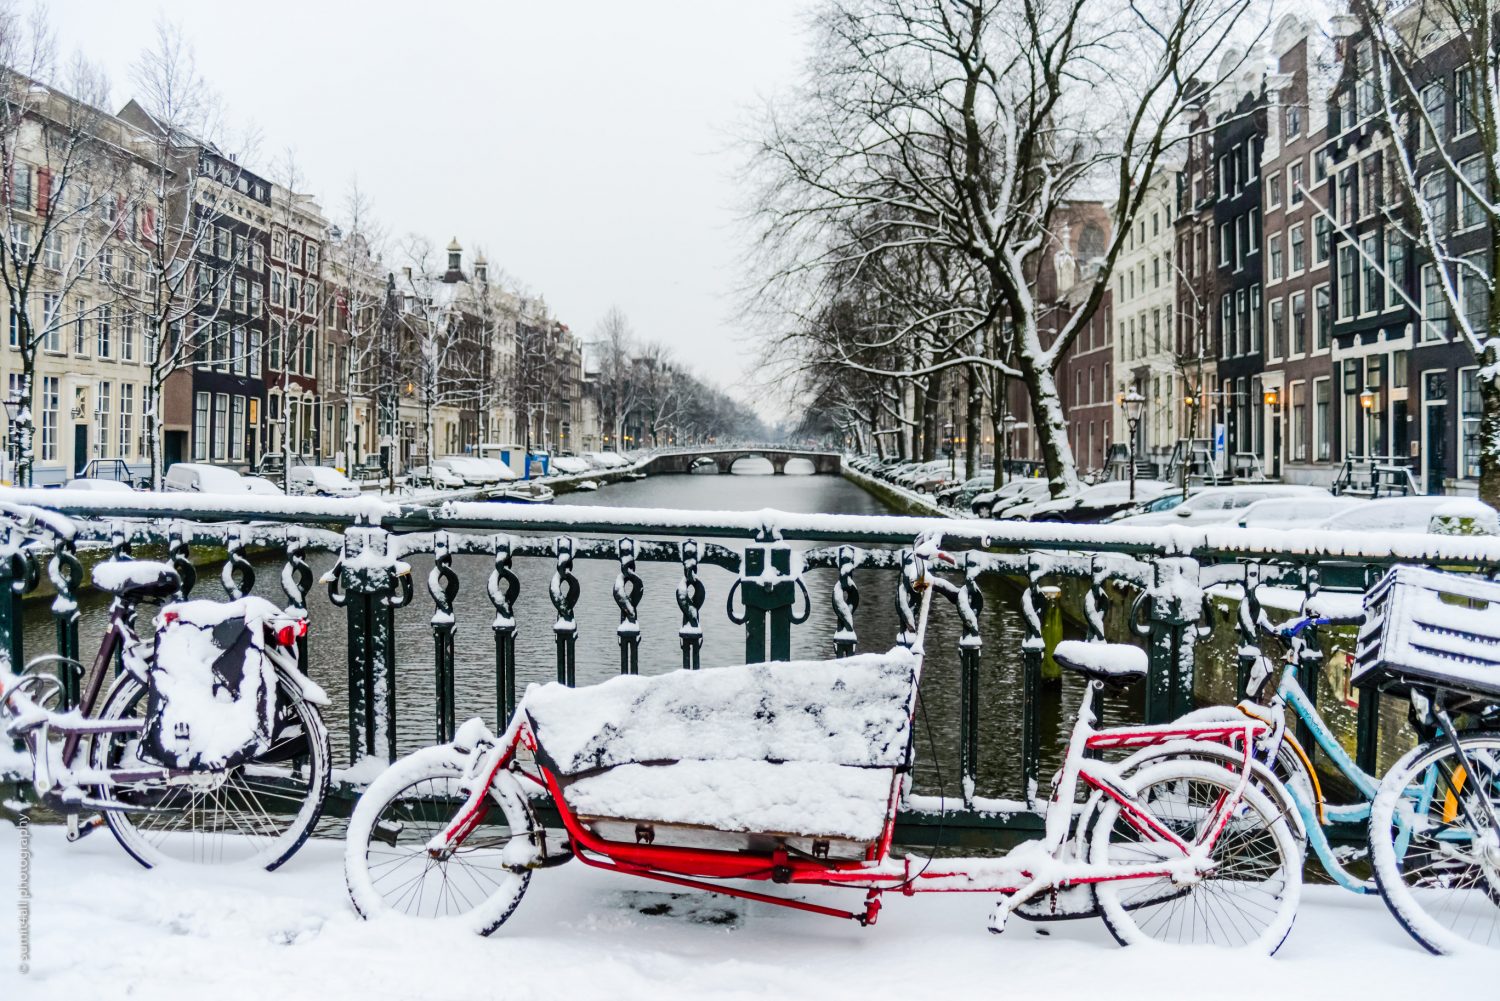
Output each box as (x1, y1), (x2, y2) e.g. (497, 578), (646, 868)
(88, 669), (330, 870)
(1369, 733), (1500, 954)
(344, 745), (536, 936)
(1089, 758), (1301, 953)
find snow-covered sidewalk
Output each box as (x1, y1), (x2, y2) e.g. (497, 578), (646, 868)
(1, 823), (1468, 1001)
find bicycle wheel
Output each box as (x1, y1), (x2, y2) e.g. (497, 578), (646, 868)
(88, 668), (330, 870)
(1089, 758), (1301, 953)
(1369, 733), (1500, 954)
(345, 744), (536, 936)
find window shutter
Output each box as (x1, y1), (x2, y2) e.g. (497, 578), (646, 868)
(35, 168), (50, 212)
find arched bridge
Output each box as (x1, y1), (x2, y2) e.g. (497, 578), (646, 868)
(640, 447), (842, 476)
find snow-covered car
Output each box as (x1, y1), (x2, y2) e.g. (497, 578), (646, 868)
(549, 455), (592, 476)
(286, 465), (361, 498)
(433, 457), (498, 486)
(583, 451), (630, 470)
(471, 457), (518, 482)
(1006, 480), (1174, 523)
(163, 462), (250, 495)
(894, 461), (948, 488)
(936, 473), (995, 508)
(1103, 491), (1190, 522)
(911, 467), (959, 494)
(1316, 496), (1500, 536)
(970, 479), (1050, 518)
(1112, 485), (1328, 527)
(241, 476), (285, 496)
(60, 477), (135, 492)
(1233, 496), (1360, 530)
(408, 464), (465, 490)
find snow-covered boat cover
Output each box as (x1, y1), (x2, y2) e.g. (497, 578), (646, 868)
(523, 649), (919, 777)
(524, 649), (918, 841)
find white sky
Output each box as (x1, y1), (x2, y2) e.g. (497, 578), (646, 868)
(46, 0), (812, 409)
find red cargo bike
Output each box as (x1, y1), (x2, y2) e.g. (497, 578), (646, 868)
(345, 540), (1302, 953)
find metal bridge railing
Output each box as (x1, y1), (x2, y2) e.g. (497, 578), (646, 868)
(3, 487), (1498, 843)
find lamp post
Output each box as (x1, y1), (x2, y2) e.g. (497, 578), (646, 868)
(1181, 389), (1199, 501)
(1002, 413), (1017, 484)
(1121, 388), (1145, 502)
(1, 392), (22, 486)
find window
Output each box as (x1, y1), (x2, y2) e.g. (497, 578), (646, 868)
(289, 236), (302, 268)
(1313, 216), (1330, 265)
(1238, 287), (1251, 355)
(1422, 171), (1449, 233)
(1455, 69), (1474, 136)
(1285, 103), (1302, 138)
(215, 226), (230, 259)
(1422, 262), (1448, 338)
(1270, 297), (1286, 359)
(1290, 224), (1305, 273)
(1393, 350), (1409, 389)
(1247, 210), (1259, 255)
(230, 395), (245, 462)
(1289, 162), (1304, 205)
(7, 221), (30, 260)
(41, 292), (60, 351)
(1461, 368), (1482, 478)
(305, 243), (318, 272)
(1314, 378), (1330, 460)
(95, 381), (111, 458)
(1249, 286), (1262, 354)
(289, 277), (300, 313)
(1269, 234), (1283, 280)
(1462, 251), (1489, 334)
(211, 320), (227, 368)
(1315, 284), (1331, 350)
(249, 330), (262, 378)
(193, 392), (209, 460)
(271, 273), (283, 305)
(43, 229), (62, 270)
(1291, 381), (1307, 461)
(1386, 233), (1406, 308)
(250, 282), (262, 316)
(1361, 155), (1381, 219)
(1219, 221), (1231, 267)
(7, 303), (19, 347)
(1356, 41), (1376, 117)
(40, 377), (58, 462)
(302, 327), (315, 373)
(121, 310), (135, 362)
(269, 320), (282, 370)
(119, 384), (133, 459)
(1291, 291), (1307, 355)
(1459, 156), (1485, 229)
(1338, 246), (1357, 320)
(97, 304), (112, 358)
(232, 277), (246, 313)
(73, 296), (87, 355)
(1361, 233), (1382, 313)
(1220, 294), (1232, 354)
(232, 325), (246, 376)
(1339, 167), (1357, 225)
(1421, 83), (1445, 148)
(9, 163), (30, 208)
(212, 393), (228, 461)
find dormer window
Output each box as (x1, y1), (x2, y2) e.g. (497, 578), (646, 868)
(448, 248), (461, 271)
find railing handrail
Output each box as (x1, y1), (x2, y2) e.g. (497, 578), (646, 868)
(1, 486), (1498, 569)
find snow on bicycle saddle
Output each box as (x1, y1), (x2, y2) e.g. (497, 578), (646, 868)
(522, 649), (918, 855)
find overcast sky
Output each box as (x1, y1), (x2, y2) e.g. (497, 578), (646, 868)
(47, 0), (812, 409)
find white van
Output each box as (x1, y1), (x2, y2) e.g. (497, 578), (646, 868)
(163, 463), (250, 495)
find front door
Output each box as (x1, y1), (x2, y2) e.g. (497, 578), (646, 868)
(73, 424), (88, 476)
(1425, 403), (1447, 495)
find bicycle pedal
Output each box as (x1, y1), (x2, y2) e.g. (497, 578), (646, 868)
(65, 813), (105, 842)
(533, 847), (575, 869)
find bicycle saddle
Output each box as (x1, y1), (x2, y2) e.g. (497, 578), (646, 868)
(91, 560), (181, 601)
(1053, 640), (1148, 688)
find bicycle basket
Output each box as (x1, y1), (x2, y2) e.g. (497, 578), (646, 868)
(141, 596), (283, 770)
(1352, 566), (1500, 706)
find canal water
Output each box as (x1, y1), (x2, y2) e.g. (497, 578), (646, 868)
(25, 460), (1125, 803)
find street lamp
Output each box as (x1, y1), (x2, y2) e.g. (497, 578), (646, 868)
(1, 391), (23, 486)
(1002, 414), (1017, 483)
(1120, 388), (1146, 502)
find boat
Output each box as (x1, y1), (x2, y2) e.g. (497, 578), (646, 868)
(489, 481), (556, 504)
(574, 480), (601, 492)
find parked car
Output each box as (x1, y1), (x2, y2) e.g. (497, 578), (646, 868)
(936, 473), (995, 508)
(241, 476), (285, 496)
(408, 464), (466, 490)
(911, 466), (960, 494)
(1316, 496), (1500, 536)
(584, 451), (631, 470)
(433, 457), (498, 486)
(550, 455), (592, 476)
(60, 477), (134, 493)
(970, 479), (1049, 518)
(1112, 485), (1328, 527)
(286, 465), (361, 498)
(163, 463), (250, 495)
(471, 457), (519, 482)
(1006, 480), (1174, 523)
(1103, 491), (1190, 522)
(1233, 496), (1360, 530)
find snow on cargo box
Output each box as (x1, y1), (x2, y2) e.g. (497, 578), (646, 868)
(1353, 566), (1500, 706)
(522, 649), (919, 855)
(142, 596), (283, 770)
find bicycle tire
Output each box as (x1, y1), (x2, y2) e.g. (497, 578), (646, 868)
(1089, 758), (1302, 954)
(1369, 733), (1500, 954)
(88, 667), (330, 870)
(345, 744), (536, 936)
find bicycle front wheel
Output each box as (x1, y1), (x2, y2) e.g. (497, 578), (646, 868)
(1369, 733), (1500, 954)
(88, 669), (331, 870)
(344, 744), (536, 936)
(1089, 758), (1302, 954)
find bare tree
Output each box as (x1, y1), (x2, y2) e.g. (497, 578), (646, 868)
(590, 305), (641, 450)
(327, 180), (391, 475)
(749, 0), (1262, 495)
(398, 236), (483, 468)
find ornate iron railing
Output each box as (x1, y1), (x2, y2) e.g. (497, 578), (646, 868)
(3, 487), (1499, 843)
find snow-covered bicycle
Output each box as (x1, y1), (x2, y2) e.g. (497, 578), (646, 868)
(345, 538), (1302, 953)
(0, 502), (331, 869)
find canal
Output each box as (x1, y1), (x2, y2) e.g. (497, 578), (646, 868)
(25, 461), (1133, 805)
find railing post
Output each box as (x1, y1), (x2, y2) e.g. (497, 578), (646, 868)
(337, 525), (408, 762)
(613, 537), (643, 675)
(48, 538), (82, 709)
(281, 530), (314, 677)
(736, 541), (803, 663)
(1145, 557), (1200, 723)
(957, 553), (984, 807)
(550, 536), (579, 685)
(1295, 566), (1325, 757)
(0, 548), (35, 675)
(489, 536), (520, 722)
(1020, 559), (1046, 805)
(675, 540), (705, 670)
(832, 545), (860, 657)
(428, 531), (459, 742)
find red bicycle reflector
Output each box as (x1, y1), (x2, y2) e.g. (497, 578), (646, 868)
(162, 611), (179, 625)
(272, 618), (309, 646)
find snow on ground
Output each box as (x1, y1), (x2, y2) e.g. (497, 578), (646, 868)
(0, 823), (1474, 1001)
